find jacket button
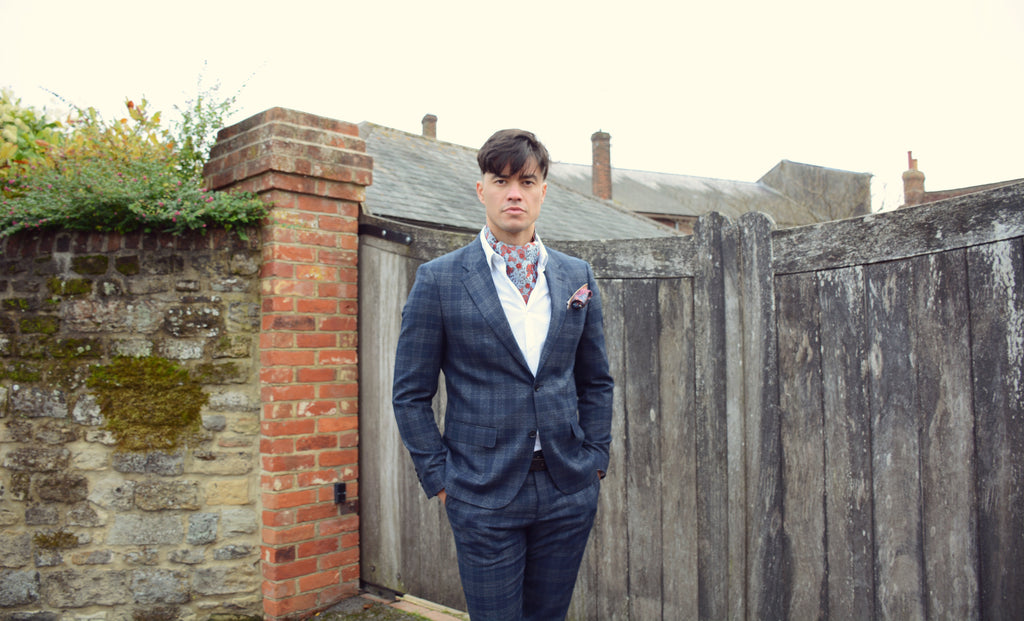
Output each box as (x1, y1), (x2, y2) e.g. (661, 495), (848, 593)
(528, 430), (537, 438)
(534, 384), (542, 391)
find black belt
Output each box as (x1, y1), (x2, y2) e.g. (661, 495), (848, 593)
(529, 450), (547, 472)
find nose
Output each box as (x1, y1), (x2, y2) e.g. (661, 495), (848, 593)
(506, 182), (523, 201)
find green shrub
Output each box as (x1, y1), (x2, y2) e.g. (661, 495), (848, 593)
(1, 91), (267, 238)
(0, 88), (63, 181)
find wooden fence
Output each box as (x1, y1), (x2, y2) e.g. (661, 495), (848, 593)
(357, 183), (1023, 620)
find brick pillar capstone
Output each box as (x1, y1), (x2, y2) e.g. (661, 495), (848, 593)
(591, 130), (612, 200)
(205, 107), (371, 621)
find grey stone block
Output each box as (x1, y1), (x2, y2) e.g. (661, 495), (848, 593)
(36, 473), (89, 504)
(168, 549), (205, 565)
(9, 386), (67, 419)
(220, 509), (258, 537)
(24, 504), (59, 526)
(107, 514), (183, 546)
(191, 566), (259, 596)
(112, 451), (184, 476)
(40, 569), (130, 607)
(135, 480), (200, 511)
(71, 394), (103, 426)
(186, 513), (218, 546)
(130, 568), (190, 604)
(2, 447), (70, 472)
(0, 569), (40, 606)
(0, 534), (32, 568)
(88, 477), (136, 511)
(213, 544), (255, 561)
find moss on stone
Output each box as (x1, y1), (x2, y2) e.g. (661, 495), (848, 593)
(33, 529), (80, 550)
(191, 361), (243, 384)
(71, 255), (109, 275)
(47, 277), (93, 297)
(87, 356), (208, 452)
(49, 338), (102, 359)
(20, 315), (59, 335)
(2, 298), (30, 311)
(9, 362), (42, 382)
(115, 256), (141, 275)
(48, 361), (91, 391)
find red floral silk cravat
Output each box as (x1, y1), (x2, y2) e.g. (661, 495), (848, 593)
(485, 227), (540, 303)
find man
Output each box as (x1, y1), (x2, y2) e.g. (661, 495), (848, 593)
(392, 129), (614, 620)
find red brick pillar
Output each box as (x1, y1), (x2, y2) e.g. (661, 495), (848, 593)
(205, 108), (371, 620)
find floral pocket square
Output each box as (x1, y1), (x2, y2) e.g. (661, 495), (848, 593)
(567, 284), (593, 309)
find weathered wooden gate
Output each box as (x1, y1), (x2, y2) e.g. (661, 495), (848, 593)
(358, 183), (1023, 620)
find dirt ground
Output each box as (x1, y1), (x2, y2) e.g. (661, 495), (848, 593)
(313, 596), (424, 620)
(313, 593), (468, 621)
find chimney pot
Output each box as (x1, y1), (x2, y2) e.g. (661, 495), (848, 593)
(422, 114), (437, 139)
(902, 153), (926, 206)
(591, 131), (612, 200)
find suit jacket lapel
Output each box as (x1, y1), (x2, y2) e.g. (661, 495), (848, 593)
(460, 242), (532, 374)
(538, 252), (570, 373)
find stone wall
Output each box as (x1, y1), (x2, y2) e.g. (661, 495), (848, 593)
(0, 108), (369, 621)
(0, 228), (265, 620)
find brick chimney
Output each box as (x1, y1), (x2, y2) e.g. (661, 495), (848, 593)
(422, 114), (437, 139)
(902, 150), (925, 206)
(591, 131), (612, 200)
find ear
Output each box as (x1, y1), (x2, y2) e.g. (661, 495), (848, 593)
(476, 180), (485, 203)
(541, 182), (547, 202)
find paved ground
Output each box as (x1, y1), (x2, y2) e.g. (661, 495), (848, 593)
(316, 593), (468, 621)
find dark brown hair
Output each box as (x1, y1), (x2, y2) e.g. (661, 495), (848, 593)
(477, 129), (550, 180)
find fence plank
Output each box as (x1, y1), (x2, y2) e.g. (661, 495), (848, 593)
(571, 279), (630, 620)
(621, 278), (664, 618)
(658, 277), (699, 619)
(817, 266), (874, 619)
(911, 250), (979, 620)
(773, 182), (1024, 275)
(776, 271), (826, 620)
(866, 261), (926, 620)
(968, 238), (1024, 619)
(358, 241), (409, 594)
(555, 237), (698, 279)
(693, 213), (734, 620)
(740, 213), (787, 619)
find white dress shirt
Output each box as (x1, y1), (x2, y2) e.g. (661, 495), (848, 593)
(479, 229), (551, 450)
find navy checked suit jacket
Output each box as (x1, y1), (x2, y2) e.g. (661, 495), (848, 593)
(392, 238), (614, 509)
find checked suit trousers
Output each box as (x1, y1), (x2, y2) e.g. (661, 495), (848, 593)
(444, 470), (601, 620)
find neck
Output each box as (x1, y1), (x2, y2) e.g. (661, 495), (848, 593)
(487, 225), (535, 247)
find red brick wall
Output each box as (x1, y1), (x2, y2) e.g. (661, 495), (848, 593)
(205, 108), (371, 620)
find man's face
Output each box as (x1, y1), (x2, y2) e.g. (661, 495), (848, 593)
(477, 159), (547, 246)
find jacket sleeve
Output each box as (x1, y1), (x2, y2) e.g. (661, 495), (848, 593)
(573, 263), (615, 475)
(392, 264), (448, 497)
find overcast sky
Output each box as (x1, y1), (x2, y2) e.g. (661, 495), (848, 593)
(3, 0), (1021, 212)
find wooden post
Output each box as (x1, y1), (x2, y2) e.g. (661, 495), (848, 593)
(738, 211), (787, 619)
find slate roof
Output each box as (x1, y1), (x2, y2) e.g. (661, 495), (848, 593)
(548, 162), (806, 227)
(358, 123), (675, 241)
